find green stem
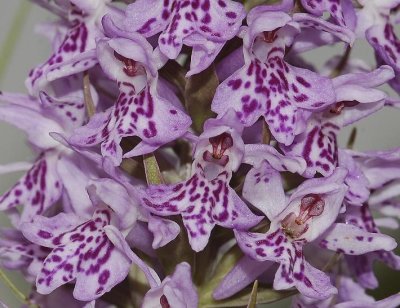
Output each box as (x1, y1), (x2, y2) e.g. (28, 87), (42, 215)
(0, 268), (29, 305)
(0, 1), (32, 84)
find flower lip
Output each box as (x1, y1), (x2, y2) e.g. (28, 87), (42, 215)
(160, 294), (170, 308)
(202, 132), (234, 167)
(113, 51), (145, 77)
(209, 132), (234, 159)
(281, 194), (325, 239)
(261, 29), (280, 43)
(329, 101), (360, 115)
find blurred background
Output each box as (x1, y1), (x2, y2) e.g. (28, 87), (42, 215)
(0, 1), (399, 307)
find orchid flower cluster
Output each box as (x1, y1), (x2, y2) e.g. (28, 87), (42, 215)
(1, 0), (400, 307)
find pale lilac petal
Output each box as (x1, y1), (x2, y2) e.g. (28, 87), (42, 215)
(356, 148), (400, 189)
(336, 293), (400, 308)
(187, 40), (224, 76)
(147, 215), (180, 249)
(125, 222), (156, 257)
(70, 35), (191, 165)
(369, 180), (400, 210)
(86, 178), (139, 231)
(141, 262), (198, 308)
(244, 144), (306, 173)
(56, 155), (95, 217)
(329, 100), (385, 127)
(123, 0), (171, 37)
(320, 223), (397, 254)
(0, 92), (41, 110)
(293, 13), (355, 44)
(213, 256), (273, 300)
(243, 162), (286, 220)
(103, 225), (161, 288)
(212, 45), (335, 145)
(332, 65), (394, 103)
(0, 162), (33, 175)
(20, 213), (85, 247)
(0, 102), (63, 149)
(0, 228), (49, 279)
(338, 149), (370, 206)
(124, 0), (245, 73)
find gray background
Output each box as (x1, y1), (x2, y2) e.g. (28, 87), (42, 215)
(0, 1), (399, 307)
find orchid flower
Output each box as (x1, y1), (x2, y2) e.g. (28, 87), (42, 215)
(235, 168), (348, 299)
(211, 7), (356, 146)
(120, 0), (246, 75)
(26, 0), (118, 95)
(0, 90), (102, 222)
(1, 0), (400, 306)
(281, 65), (394, 177)
(356, 0), (400, 92)
(339, 147), (400, 206)
(340, 205), (400, 289)
(19, 180), (158, 301)
(140, 110), (262, 252)
(69, 16), (191, 165)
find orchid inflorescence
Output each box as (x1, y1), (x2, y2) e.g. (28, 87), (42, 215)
(1, 0), (400, 307)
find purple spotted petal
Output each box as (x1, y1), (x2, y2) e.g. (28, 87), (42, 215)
(281, 115), (339, 177)
(0, 151), (63, 223)
(142, 262), (198, 308)
(367, 23), (400, 74)
(0, 228), (49, 280)
(21, 209), (131, 301)
(38, 91), (86, 130)
(235, 229), (336, 299)
(26, 21), (98, 95)
(123, 0), (245, 73)
(300, 0), (356, 29)
(142, 169), (261, 252)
